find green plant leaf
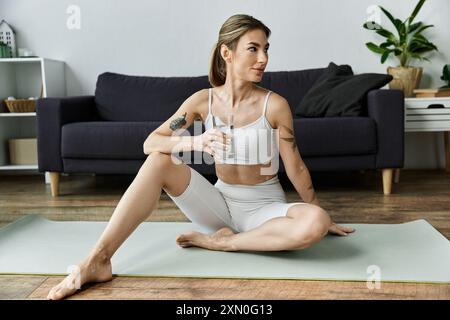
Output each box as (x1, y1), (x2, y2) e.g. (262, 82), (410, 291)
(398, 21), (406, 43)
(415, 24), (434, 35)
(381, 50), (392, 63)
(412, 33), (432, 45)
(416, 48), (434, 54)
(426, 41), (438, 51)
(409, 53), (429, 62)
(408, 21), (423, 34)
(375, 28), (396, 41)
(414, 33), (427, 40)
(409, 35), (437, 49)
(380, 41), (395, 48)
(408, 40), (437, 55)
(411, 45), (436, 54)
(378, 5), (400, 32)
(410, 37), (426, 46)
(411, 33), (431, 44)
(378, 6), (407, 43)
(366, 42), (385, 54)
(442, 65), (450, 81)
(363, 21), (383, 30)
(409, 0), (426, 25)
(421, 41), (437, 51)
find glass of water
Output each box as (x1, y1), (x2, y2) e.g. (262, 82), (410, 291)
(213, 114), (235, 159)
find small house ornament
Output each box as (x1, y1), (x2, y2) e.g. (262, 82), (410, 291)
(0, 20), (17, 58)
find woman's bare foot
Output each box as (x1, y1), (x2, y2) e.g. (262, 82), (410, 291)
(47, 256), (113, 300)
(176, 227), (236, 251)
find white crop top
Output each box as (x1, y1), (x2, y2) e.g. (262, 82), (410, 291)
(204, 88), (278, 165)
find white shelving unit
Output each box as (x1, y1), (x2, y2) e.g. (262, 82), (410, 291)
(0, 57), (65, 176)
(404, 96), (450, 174)
(404, 96), (450, 131)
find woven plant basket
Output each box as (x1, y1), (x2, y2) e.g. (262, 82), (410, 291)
(4, 99), (36, 112)
(2, 85), (43, 113)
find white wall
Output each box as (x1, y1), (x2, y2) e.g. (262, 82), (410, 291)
(1, 0), (449, 169)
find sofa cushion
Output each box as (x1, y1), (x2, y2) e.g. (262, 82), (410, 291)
(259, 68), (326, 117)
(62, 121), (158, 159)
(295, 62), (393, 117)
(294, 117), (377, 157)
(94, 72), (210, 121)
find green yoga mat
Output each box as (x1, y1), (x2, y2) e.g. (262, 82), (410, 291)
(0, 215), (449, 284)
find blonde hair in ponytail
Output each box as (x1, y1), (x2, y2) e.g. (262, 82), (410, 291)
(208, 14), (271, 87)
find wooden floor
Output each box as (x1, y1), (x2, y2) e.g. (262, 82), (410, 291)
(0, 169), (449, 300)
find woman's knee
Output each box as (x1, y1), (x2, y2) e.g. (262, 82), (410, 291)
(137, 152), (179, 181)
(288, 204), (331, 225)
(145, 152), (191, 196)
(288, 207), (331, 248)
(144, 151), (177, 169)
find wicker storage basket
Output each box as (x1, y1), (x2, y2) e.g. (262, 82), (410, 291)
(4, 99), (37, 113)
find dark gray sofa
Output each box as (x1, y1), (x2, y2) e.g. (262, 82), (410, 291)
(36, 68), (404, 197)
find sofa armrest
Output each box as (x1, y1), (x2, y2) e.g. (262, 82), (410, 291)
(367, 89), (404, 169)
(36, 96), (99, 172)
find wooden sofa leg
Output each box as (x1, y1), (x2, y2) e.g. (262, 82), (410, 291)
(382, 169), (393, 195)
(394, 168), (400, 183)
(49, 172), (60, 197)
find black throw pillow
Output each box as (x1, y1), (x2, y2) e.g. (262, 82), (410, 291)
(295, 62), (393, 117)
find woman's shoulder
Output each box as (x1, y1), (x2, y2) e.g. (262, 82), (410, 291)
(190, 88), (209, 100)
(260, 88), (291, 129)
(187, 88), (210, 122)
(254, 86), (284, 102)
(253, 85), (285, 102)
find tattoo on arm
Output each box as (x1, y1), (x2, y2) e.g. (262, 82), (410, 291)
(169, 112), (187, 131)
(280, 124), (298, 151)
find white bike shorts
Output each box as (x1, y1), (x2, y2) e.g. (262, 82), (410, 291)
(166, 166), (307, 233)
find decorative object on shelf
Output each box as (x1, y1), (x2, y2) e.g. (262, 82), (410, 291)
(3, 85), (42, 113)
(412, 64), (450, 98)
(363, 0), (438, 97)
(18, 47), (35, 57)
(4, 97), (37, 113)
(0, 20), (17, 58)
(440, 64), (450, 88)
(413, 88), (450, 98)
(8, 138), (38, 165)
(0, 40), (10, 58)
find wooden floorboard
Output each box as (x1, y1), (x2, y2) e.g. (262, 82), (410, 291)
(1, 169), (449, 300)
(0, 275), (48, 299)
(28, 277), (450, 300)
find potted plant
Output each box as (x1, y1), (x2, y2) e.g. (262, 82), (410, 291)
(363, 0), (438, 97)
(0, 41), (10, 58)
(441, 64), (450, 88)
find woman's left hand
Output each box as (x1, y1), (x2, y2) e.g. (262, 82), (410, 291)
(328, 221), (355, 236)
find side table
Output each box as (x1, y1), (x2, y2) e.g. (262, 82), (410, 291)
(396, 96), (450, 182)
